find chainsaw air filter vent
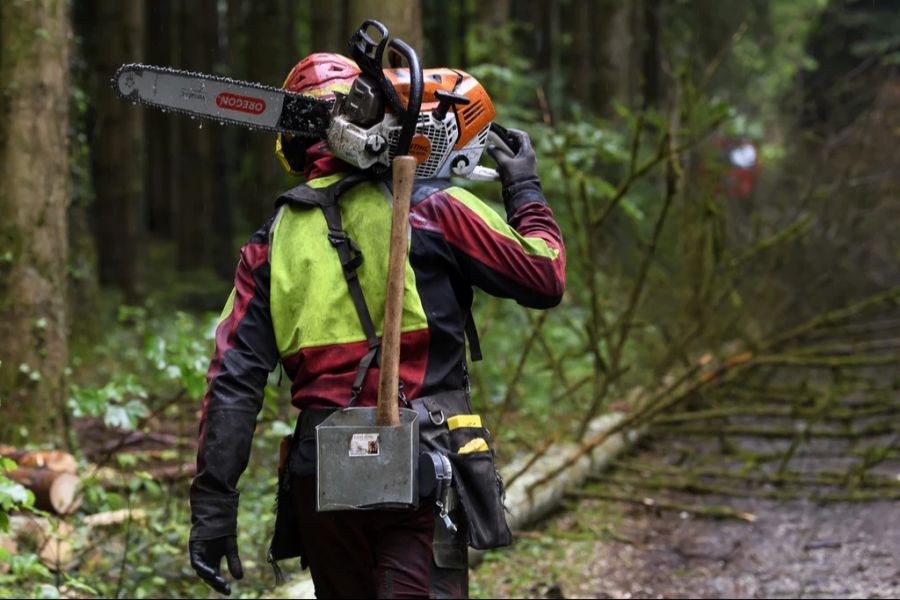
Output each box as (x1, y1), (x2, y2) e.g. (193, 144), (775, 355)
(460, 100), (485, 123)
(387, 113), (453, 178)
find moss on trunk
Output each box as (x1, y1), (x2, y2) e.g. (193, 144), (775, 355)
(0, 0), (70, 443)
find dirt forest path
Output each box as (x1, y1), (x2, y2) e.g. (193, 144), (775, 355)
(471, 460), (900, 599)
(472, 299), (900, 599)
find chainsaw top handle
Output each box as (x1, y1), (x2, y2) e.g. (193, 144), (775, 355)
(350, 20), (389, 74)
(386, 38), (423, 156)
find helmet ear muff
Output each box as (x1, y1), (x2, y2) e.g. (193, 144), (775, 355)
(275, 133), (312, 175)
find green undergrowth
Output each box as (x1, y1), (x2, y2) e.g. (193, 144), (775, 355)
(471, 497), (629, 599)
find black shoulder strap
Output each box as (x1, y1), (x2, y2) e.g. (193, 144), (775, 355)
(465, 312), (482, 362)
(275, 172), (380, 405)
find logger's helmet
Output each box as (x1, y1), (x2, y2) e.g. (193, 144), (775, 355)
(275, 53), (360, 175)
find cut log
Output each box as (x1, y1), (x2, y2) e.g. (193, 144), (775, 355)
(6, 468), (82, 514)
(0, 534), (17, 572)
(9, 516), (74, 570)
(0, 448), (78, 474)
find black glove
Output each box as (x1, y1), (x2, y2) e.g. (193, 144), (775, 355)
(189, 535), (244, 596)
(486, 128), (545, 212)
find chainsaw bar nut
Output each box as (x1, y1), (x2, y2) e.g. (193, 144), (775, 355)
(366, 133), (386, 153)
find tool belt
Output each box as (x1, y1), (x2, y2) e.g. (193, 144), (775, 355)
(411, 389), (512, 550)
(269, 389), (511, 575)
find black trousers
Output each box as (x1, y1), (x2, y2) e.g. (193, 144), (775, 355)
(290, 475), (468, 599)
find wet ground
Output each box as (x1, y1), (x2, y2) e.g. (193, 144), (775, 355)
(472, 372), (900, 599)
(262, 364), (900, 599)
(472, 487), (899, 599)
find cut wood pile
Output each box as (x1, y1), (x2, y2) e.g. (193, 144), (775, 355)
(0, 427), (195, 572)
(1, 448), (82, 515)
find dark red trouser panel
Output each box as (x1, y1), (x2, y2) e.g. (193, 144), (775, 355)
(290, 476), (435, 598)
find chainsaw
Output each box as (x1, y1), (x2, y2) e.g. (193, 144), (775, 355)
(113, 20), (514, 180)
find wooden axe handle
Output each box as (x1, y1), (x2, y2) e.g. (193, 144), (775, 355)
(376, 156), (417, 426)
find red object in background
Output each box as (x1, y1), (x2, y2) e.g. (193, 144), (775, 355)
(713, 136), (760, 198)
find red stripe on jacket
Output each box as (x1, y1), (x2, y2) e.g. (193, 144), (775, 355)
(411, 192), (566, 298)
(282, 328), (430, 409)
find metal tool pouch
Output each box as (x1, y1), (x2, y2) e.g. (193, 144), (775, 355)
(412, 390), (512, 550)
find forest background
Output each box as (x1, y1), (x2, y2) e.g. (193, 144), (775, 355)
(1, 0), (898, 597)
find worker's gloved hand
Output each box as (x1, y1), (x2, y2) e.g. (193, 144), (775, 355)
(487, 128), (544, 212)
(190, 535), (244, 596)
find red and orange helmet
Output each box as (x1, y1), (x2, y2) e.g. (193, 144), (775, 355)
(275, 53), (360, 175)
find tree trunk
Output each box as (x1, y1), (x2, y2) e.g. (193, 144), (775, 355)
(310, 0), (345, 53)
(571, 0), (595, 109)
(175, 0), (217, 270)
(88, 0), (144, 299)
(484, 0), (510, 29)
(145, 0), (175, 238)
(0, 0), (70, 444)
(524, 0), (549, 73)
(347, 0), (423, 53)
(641, 0), (662, 110)
(68, 0), (101, 342)
(234, 0), (290, 231)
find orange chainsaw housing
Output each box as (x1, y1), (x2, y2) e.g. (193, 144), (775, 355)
(384, 68), (496, 151)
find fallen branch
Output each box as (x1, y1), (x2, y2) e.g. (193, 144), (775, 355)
(566, 490), (756, 522)
(589, 472), (799, 500)
(653, 422), (900, 439)
(767, 285), (900, 349)
(504, 431), (561, 489)
(83, 509), (147, 527)
(98, 431), (189, 454)
(655, 403), (900, 424)
(753, 352), (900, 368)
(608, 460), (900, 489)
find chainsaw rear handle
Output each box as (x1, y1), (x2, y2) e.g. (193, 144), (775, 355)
(488, 122), (521, 156)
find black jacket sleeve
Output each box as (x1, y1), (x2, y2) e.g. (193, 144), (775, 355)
(189, 235), (280, 541)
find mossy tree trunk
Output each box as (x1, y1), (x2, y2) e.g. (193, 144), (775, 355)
(174, 0), (216, 270)
(86, 0), (144, 300)
(144, 0), (175, 239)
(234, 0), (290, 231)
(309, 0), (346, 54)
(0, 0), (71, 443)
(347, 0), (423, 54)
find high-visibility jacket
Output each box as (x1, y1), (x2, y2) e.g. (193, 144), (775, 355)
(190, 150), (566, 540)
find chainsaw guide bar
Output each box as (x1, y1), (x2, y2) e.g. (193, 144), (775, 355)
(113, 63), (332, 138)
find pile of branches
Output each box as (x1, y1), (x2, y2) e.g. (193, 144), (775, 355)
(521, 285), (900, 519)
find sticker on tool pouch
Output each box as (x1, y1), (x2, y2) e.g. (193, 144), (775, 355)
(349, 433), (380, 457)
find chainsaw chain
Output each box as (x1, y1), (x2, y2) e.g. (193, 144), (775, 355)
(112, 63), (333, 137)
